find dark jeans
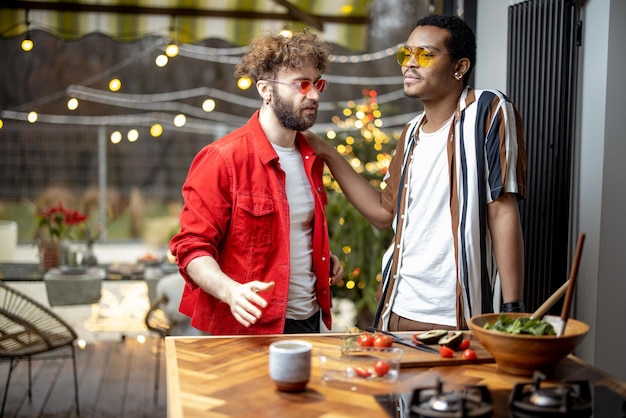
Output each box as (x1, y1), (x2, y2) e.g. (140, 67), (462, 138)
(283, 310), (321, 334)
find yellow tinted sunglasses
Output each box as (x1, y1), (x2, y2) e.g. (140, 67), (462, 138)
(396, 45), (450, 67)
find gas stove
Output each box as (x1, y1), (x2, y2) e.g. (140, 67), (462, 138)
(409, 379), (493, 417)
(399, 372), (625, 418)
(509, 371), (592, 417)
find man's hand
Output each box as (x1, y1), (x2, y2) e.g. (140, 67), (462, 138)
(227, 281), (275, 328)
(329, 253), (344, 286)
(302, 130), (334, 160)
(186, 256), (278, 329)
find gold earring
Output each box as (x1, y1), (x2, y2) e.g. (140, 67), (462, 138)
(454, 72), (463, 80)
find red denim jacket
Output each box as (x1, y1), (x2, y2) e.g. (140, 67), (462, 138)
(170, 111), (332, 334)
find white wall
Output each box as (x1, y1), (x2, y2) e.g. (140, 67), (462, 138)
(579, 0), (626, 381)
(476, 0), (626, 382)
(474, 0), (509, 93)
(574, 0), (608, 373)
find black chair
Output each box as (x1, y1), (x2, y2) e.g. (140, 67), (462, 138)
(0, 281), (80, 416)
(144, 294), (171, 404)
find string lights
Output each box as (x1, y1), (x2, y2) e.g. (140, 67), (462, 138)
(1, 33), (413, 144)
(21, 33), (33, 52)
(20, 10), (33, 52)
(164, 15), (179, 58)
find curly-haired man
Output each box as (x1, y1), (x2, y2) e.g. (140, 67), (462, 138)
(170, 31), (343, 335)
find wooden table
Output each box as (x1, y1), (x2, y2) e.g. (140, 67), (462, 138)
(165, 333), (626, 417)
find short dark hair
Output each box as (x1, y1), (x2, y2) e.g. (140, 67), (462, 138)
(415, 14), (476, 86)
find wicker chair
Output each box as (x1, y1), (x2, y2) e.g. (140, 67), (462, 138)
(144, 294), (171, 404)
(0, 282), (80, 416)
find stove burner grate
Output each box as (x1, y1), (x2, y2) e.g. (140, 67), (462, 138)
(409, 379), (493, 418)
(509, 371), (592, 418)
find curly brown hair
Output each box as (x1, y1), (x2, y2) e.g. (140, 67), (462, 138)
(233, 30), (332, 82)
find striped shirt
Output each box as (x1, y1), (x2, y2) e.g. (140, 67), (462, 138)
(376, 87), (527, 330)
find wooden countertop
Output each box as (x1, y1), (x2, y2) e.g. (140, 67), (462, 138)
(165, 333), (626, 417)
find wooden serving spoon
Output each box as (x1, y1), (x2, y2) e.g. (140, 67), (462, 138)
(530, 233), (586, 336)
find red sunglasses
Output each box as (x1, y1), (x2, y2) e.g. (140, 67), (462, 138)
(263, 79), (328, 94)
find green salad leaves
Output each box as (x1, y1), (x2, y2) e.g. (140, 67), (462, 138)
(484, 313), (556, 336)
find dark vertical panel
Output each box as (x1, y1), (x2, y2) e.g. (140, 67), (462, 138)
(507, 0), (579, 313)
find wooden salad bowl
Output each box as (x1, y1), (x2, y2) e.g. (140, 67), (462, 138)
(468, 312), (589, 376)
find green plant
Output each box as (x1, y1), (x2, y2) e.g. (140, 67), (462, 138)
(323, 89), (398, 318)
(326, 192), (393, 317)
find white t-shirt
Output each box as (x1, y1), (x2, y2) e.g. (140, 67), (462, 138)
(272, 143), (318, 320)
(392, 119), (457, 326)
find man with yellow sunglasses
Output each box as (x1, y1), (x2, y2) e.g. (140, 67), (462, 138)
(306, 15), (527, 332)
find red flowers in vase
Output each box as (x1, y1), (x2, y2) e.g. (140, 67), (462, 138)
(36, 202), (88, 242)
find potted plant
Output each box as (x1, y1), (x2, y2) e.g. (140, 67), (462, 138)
(35, 202), (88, 271)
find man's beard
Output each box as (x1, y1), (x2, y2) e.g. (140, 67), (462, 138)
(272, 92), (317, 131)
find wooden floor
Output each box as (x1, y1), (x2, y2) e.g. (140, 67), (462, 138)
(1, 337), (167, 418)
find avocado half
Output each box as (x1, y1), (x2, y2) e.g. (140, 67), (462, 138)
(438, 331), (464, 349)
(415, 329), (448, 344)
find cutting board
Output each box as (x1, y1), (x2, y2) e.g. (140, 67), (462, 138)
(305, 332), (494, 368)
(392, 331), (495, 368)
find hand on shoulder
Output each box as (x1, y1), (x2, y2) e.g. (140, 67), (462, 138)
(302, 130), (335, 160)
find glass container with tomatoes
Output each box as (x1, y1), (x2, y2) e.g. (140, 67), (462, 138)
(317, 346), (404, 383)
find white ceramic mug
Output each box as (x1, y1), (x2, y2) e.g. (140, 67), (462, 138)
(268, 340), (312, 392)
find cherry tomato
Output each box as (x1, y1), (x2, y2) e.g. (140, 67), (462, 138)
(439, 345), (455, 358)
(462, 348), (477, 360)
(373, 360), (390, 376)
(356, 332), (374, 347)
(354, 366), (371, 378)
(373, 334), (393, 348)
(457, 339), (470, 351)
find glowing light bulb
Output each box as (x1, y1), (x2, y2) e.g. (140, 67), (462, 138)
(165, 43), (179, 57)
(155, 54), (168, 67)
(67, 97), (79, 110)
(109, 78), (122, 92)
(21, 37), (33, 52)
(127, 129), (139, 142)
(202, 99), (216, 112)
(0, 119), (3, 130)
(173, 114), (186, 127)
(150, 124), (163, 137)
(110, 131), (122, 144)
(237, 77), (252, 90)
(27, 111), (38, 123)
